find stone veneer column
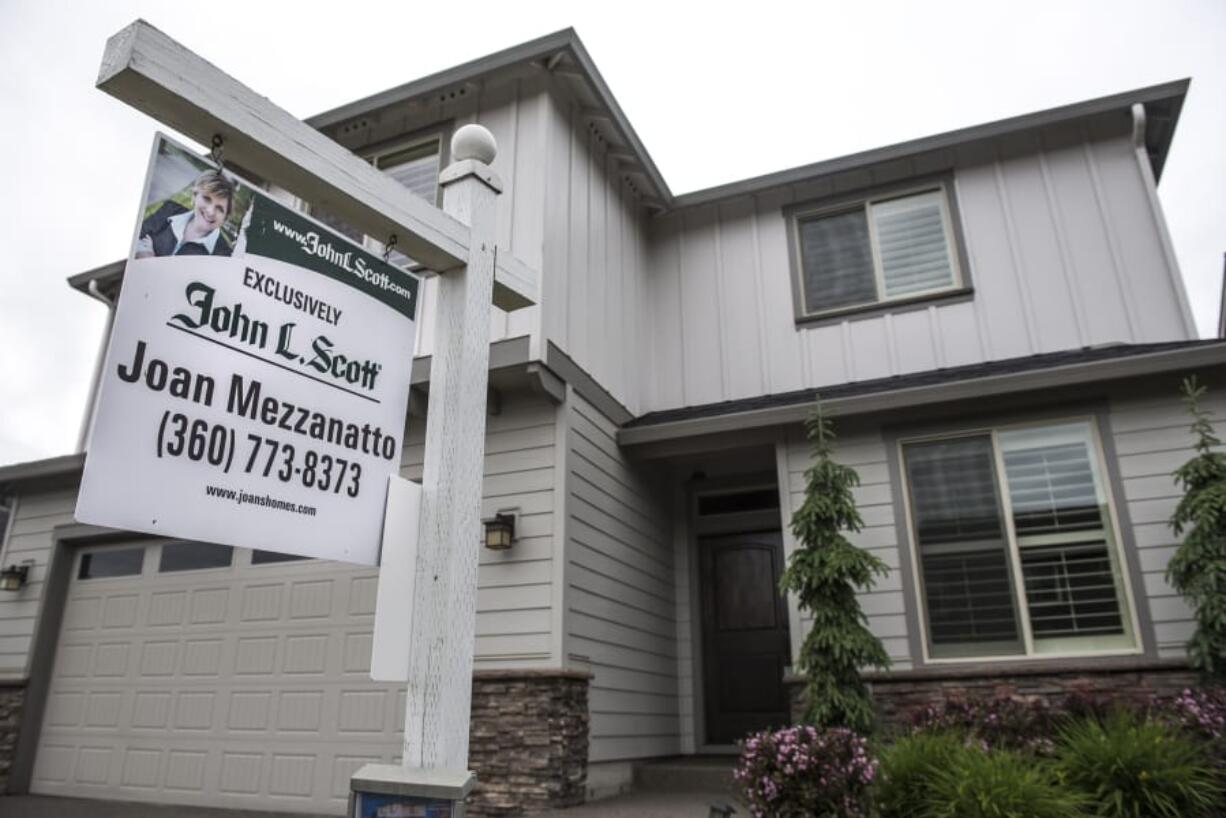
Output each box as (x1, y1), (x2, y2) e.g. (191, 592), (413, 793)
(0, 683), (24, 793)
(466, 670), (591, 817)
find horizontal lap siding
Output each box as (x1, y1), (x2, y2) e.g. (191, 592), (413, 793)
(402, 393), (560, 668)
(565, 394), (678, 762)
(1, 394), (561, 679)
(781, 432), (914, 670)
(0, 489), (77, 677)
(642, 126), (1192, 414)
(1108, 392), (1217, 659)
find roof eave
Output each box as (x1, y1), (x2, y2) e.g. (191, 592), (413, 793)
(0, 453), (86, 492)
(671, 78), (1191, 210)
(618, 340), (1225, 448)
(305, 29), (674, 204)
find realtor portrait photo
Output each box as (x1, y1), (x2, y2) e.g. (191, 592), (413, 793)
(132, 137), (253, 259)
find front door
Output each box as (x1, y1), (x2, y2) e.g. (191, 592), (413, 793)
(699, 531), (791, 745)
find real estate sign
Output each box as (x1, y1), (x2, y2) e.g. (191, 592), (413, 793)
(76, 135), (419, 565)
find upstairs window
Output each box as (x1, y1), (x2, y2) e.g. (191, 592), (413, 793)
(310, 135), (442, 268)
(791, 184), (964, 319)
(901, 420), (1138, 662)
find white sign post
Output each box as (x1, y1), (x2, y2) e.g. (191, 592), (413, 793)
(91, 21), (525, 816)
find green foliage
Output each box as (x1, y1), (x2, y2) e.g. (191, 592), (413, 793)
(1169, 376), (1226, 679)
(1054, 710), (1223, 818)
(923, 748), (1085, 818)
(780, 404), (890, 732)
(876, 732), (971, 818)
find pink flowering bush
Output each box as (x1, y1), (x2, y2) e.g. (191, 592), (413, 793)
(1163, 687), (1226, 771)
(1166, 687), (1226, 740)
(733, 725), (876, 817)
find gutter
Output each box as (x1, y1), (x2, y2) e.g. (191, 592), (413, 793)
(618, 342), (1226, 447)
(75, 280), (118, 452)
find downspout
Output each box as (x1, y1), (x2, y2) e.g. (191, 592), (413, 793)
(75, 280), (117, 452)
(1130, 103), (1199, 339)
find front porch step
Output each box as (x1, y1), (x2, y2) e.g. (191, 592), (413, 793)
(632, 756), (738, 793)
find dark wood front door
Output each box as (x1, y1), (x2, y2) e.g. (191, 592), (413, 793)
(699, 531), (791, 744)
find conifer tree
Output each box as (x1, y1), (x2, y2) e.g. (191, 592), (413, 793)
(1169, 376), (1226, 680)
(780, 405), (891, 732)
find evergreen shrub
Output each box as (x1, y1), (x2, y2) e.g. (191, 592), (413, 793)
(1055, 710), (1224, 818)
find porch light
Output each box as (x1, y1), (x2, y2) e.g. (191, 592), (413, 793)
(709, 803), (737, 818)
(482, 513), (516, 550)
(0, 562), (30, 591)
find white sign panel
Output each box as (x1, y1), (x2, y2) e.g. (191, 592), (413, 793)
(77, 135), (420, 565)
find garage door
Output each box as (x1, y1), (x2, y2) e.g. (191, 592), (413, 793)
(31, 540), (403, 814)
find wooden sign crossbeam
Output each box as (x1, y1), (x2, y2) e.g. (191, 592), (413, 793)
(98, 20), (536, 311)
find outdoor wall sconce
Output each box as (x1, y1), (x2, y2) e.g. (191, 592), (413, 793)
(0, 561), (31, 591)
(482, 512), (516, 550)
(709, 802), (737, 818)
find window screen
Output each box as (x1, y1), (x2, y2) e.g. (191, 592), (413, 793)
(798, 209), (876, 312)
(904, 436), (1022, 658)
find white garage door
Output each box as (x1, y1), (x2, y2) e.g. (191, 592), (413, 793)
(31, 540), (404, 814)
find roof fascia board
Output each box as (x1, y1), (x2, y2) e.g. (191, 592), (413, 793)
(671, 79), (1191, 210)
(560, 34), (672, 203)
(67, 260), (125, 297)
(618, 341), (1225, 447)
(307, 30), (673, 204)
(0, 453), (86, 490)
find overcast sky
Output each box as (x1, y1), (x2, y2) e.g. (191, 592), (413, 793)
(1, 0), (1222, 468)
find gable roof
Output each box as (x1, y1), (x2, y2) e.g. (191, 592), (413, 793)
(306, 29), (1188, 212)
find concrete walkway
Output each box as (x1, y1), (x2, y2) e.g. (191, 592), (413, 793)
(1, 794), (746, 817)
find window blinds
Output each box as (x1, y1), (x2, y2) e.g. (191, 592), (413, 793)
(872, 191), (955, 298)
(904, 423), (1129, 659)
(999, 424), (1124, 641)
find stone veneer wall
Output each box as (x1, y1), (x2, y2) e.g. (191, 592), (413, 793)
(467, 670), (590, 818)
(787, 659), (1198, 731)
(0, 683), (23, 793)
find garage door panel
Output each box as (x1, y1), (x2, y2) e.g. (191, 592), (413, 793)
(132, 690), (173, 728)
(241, 584), (283, 621)
(149, 591), (187, 626)
(289, 579), (335, 619)
(189, 588), (230, 625)
(102, 594), (140, 629)
(120, 746), (163, 789)
(33, 545), (413, 814)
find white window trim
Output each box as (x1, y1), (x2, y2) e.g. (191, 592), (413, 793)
(792, 181), (965, 319)
(897, 416), (1144, 666)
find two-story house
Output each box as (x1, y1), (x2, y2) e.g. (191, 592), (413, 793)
(1, 27), (1222, 817)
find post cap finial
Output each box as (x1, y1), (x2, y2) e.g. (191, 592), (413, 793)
(451, 124), (497, 165)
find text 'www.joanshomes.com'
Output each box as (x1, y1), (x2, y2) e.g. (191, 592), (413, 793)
(205, 484), (317, 517)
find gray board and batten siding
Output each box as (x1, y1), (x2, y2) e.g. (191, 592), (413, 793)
(643, 112), (1195, 416)
(313, 43), (1192, 421)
